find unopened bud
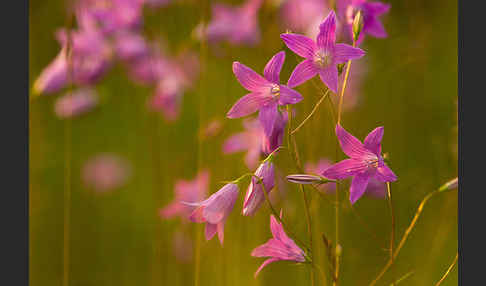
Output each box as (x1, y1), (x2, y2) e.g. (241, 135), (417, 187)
(439, 177), (458, 192)
(352, 11), (363, 43)
(286, 174), (335, 185)
(335, 244), (343, 257)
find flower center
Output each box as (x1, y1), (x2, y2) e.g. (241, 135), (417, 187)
(270, 84), (280, 98)
(365, 158), (379, 169)
(313, 50), (332, 68)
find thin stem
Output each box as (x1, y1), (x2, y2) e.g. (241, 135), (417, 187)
(369, 190), (439, 286)
(390, 270), (414, 285)
(434, 253), (458, 286)
(386, 182), (395, 285)
(333, 182), (340, 286)
(301, 185), (315, 286)
(337, 41), (356, 125)
(292, 89), (331, 135)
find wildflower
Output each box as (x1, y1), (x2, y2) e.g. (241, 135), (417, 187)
(159, 170), (209, 220)
(33, 28), (113, 95)
(322, 124), (397, 204)
(186, 183), (239, 245)
(338, 0), (391, 45)
(113, 32), (150, 62)
(242, 160), (275, 216)
(196, 0), (262, 46)
(227, 51), (302, 138)
(286, 174), (324, 185)
(280, 10), (365, 93)
(54, 88), (99, 119)
(251, 212), (305, 277)
(82, 154), (131, 192)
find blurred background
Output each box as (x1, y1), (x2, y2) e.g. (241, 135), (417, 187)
(29, 0), (457, 285)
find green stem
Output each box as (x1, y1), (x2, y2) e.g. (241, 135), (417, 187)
(291, 89), (331, 135)
(434, 253), (458, 286)
(386, 182), (395, 285)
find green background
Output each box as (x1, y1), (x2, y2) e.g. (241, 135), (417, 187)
(30, 0), (457, 285)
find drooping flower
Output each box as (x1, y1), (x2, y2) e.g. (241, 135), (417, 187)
(251, 212), (305, 277)
(280, 10), (365, 93)
(242, 161), (275, 216)
(186, 183), (239, 245)
(224, 111), (287, 169)
(322, 124), (397, 204)
(33, 28), (113, 95)
(159, 170), (210, 220)
(54, 88), (99, 119)
(338, 0), (390, 45)
(196, 0), (263, 46)
(82, 153), (132, 192)
(227, 51), (302, 138)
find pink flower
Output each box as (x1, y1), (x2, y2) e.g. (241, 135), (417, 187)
(251, 212), (305, 277)
(198, 0), (263, 46)
(54, 88), (99, 119)
(113, 31), (150, 62)
(280, 0), (330, 39)
(322, 124), (397, 204)
(159, 170), (210, 220)
(280, 10), (365, 93)
(227, 51), (302, 138)
(186, 183), (239, 245)
(242, 161), (275, 216)
(82, 154), (131, 192)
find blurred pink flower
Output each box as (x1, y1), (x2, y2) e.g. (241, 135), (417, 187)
(196, 0), (262, 46)
(54, 88), (99, 119)
(113, 31), (150, 62)
(82, 154), (131, 192)
(199, 119), (223, 140)
(280, 0), (330, 39)
(159, 170), (210, 221)
(33, 28), (113, 95)
(223, 118), (264, 169)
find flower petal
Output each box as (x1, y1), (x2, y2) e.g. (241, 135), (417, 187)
(318, 66), (338, 93)
(254, 258), (280, 277)
(278, 85), (303, 105)
(364, 17), (387, 38)
(349, 172), (371, 204)
(217, 221), (225, 245)
(375, 164), (397, 182)
(205, 223), (218, 241)
(189, 206), (206, 223)
(335, 124), (371, 159)
(363, 126), (384, 155)
(363, 2), (391, 16)
(232, 62), (268, 92)
(280, 33), (316, 58)
(322, 159), (368, 179)
(203, 184), (239, 224)
(287, 59), (318, 88)
(316, 10), (336, 51)
(333, 44), (365, 64)
(223, 133), (249, 154)
(227, 93), (272, 118)
(258, 104), (278, 138)
(264, 51), (285, 83)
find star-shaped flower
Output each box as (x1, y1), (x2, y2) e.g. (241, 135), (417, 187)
(280, 10), (365, 93)
(227, 51), (302, 138)
(322, 124), (397, 204)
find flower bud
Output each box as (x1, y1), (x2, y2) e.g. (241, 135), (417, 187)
(438, 177), (458, 192)
(286, 174), (324, 185)
(352, 11), (363, 43)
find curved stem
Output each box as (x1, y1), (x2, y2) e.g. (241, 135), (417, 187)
(337, 41), (356, 125)
(369, 190), (439, 286)
(292, 89), (330, 135)
(434, 252), (458, 286)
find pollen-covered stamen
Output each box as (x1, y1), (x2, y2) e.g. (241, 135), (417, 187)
(313, 50), (333, 68)
(270, 84), (280, 98)
(365, 158), (379, 169)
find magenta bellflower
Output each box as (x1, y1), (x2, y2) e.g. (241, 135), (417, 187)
(251, 212), (305, 277)
(242, 160), (275, 216)
(186, 183), (239, 245)
(322, 124), (397, 204)
(54, 88), (99, 119)
(82, 153), (131, 192)
(338, 0), (390, 45)
(227, 51), (302, 138)
(280, 10), (365, 93)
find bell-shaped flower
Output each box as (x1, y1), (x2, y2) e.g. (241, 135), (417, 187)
(280, 10), (365, 93)
(251, 212), (306, 277)
(242, 160), (275, 216)
(54, 88), (99, 119)
(186, 183), (239, 245)
(227, 51), (302, 138)
(322, 124), (397, 204)
(338, 0), (391, 45)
